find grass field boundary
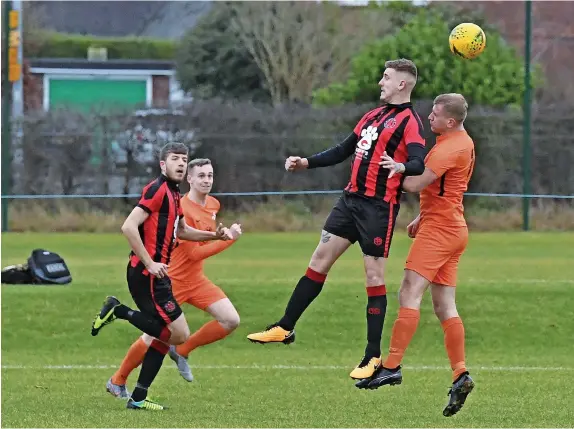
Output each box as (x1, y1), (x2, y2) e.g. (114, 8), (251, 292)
(2, 364), (572, 371)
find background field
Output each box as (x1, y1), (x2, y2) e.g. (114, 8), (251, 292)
(2, 231), (574, 428)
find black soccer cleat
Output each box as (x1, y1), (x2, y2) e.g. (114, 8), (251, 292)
(91, 296), (120, 336)
(355, 365), (403, 389)
(443, 372), (474, 417)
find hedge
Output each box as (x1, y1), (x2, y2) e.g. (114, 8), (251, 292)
(29, 32), (177, 60)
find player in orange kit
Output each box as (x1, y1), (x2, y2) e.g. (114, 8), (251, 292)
(356, 94), (476, 418)
(106, 158), (242, 397)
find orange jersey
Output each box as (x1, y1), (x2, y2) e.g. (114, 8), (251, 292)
(168, 195), (235, 288)
(419, 130), (475, 227)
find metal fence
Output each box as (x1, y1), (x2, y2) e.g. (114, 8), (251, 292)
(1, 99), (573, 232)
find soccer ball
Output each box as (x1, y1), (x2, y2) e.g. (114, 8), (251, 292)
(449, 23), (486, 59)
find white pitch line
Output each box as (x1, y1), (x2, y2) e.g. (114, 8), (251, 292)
(466, 278), (574, 285)
(1, 364), (572, 371)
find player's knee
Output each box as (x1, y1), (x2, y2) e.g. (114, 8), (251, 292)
(433, 299), (458, 322)
(170, 326), (190, 345)
(219, 312), (240, 331)
(362, 251), (386, 286)
(364, 265), (385, 286)
(170, 333), (187, 345)
(309, 249), (334, 274)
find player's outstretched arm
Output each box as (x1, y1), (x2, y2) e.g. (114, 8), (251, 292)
(286, 132), (358, 171)
(177, 218), (233, 242)
(121, 207), (168, 277)
(403, 168), (439, 193)
(183, 223), (242, 262)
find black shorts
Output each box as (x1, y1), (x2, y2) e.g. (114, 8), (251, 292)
(127, 262), (182, 326)
(323, 192), (399, 258)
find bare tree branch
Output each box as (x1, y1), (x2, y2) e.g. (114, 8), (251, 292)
(229, 1), (377, 106)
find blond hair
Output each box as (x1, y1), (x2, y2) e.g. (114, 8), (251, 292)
(434, 93), (468, 122)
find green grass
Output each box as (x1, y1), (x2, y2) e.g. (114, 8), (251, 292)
(2, 232), (574, 427)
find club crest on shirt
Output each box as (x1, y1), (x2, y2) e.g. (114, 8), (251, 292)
(212, 212), (217, 220)
(384, 118), (397, 129)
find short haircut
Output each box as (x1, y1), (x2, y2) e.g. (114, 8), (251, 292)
(159, 142), (188, 161)
(385, 58), (417, 80)
(434, 93), (468, 122)
(187, 158), (212, 172)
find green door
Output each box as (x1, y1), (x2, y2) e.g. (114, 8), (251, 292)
(48, 78), (147, 112)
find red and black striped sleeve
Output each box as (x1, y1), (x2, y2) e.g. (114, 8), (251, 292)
(137, 180), (166, 214)
(306, 107), (382, 169)
(402, 111), (426, 176)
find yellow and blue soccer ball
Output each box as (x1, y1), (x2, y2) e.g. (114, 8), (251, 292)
(449, 23), (486, 59)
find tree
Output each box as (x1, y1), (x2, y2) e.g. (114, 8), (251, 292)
(176, 2), (393, 105)
(229, 1), (390, 106)
(175, 2), (270, 103)
(313, 8), (543, 108)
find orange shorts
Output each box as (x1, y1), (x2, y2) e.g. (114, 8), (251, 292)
(405, 223), (468, 287)
(172, 279), (227, 310)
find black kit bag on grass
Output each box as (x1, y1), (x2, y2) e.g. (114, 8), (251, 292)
(1, 249), (72, 285)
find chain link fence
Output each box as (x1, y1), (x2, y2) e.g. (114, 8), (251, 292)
(4, 99), (574, 231)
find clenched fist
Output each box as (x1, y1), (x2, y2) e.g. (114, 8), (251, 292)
(285, 156), (309, 172)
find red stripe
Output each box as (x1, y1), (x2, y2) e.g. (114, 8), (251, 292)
(306, 267), (327, 283)
(162, 189), (177, 264)
(144, 184), (167, 263)
(150, 275), (171, 325)
(363, 111), (396, 197)
(383, 203), (395, 258)
(366, 285), (387, 296)
(384, 176), (401, 204)
(159, 326), (171, 342)
(349, 155), (362, 193)
(150, 339), (169, 354)
(364, 144), (387, 198)
(146, 212), (159, 261)
(383, 141), (409, 203)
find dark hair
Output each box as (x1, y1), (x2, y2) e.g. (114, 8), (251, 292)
(384, 58), (418, 80)
(159, 142), (188, 161)
(188, 158), (212, 171)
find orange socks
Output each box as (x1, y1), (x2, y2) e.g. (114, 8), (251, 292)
(442, 317), (467, 381)
(111, 337), (148, 385)
(382, 309), (467, 381)
(175, 320), (229, 358)
(383, 307), (420, 369)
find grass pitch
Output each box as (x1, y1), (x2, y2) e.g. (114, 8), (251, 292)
(2, 231), (574, 427)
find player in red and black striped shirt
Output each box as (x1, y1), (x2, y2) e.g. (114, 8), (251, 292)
(247, 59), (426, 382)
(91, 143), (233, 411)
